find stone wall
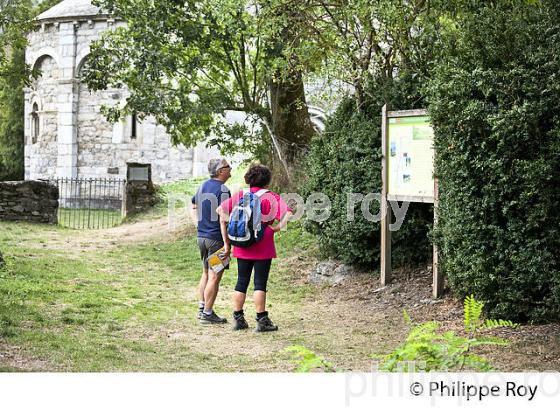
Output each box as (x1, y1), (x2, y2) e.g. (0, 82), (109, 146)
(124, 181), (159, 217)
(0, 181), (59, 224)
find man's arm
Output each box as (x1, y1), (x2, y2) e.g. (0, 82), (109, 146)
(190, 203), (198, 227)
(216, 206), (231, 257)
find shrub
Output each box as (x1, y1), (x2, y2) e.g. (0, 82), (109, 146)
(301, 81), (433, 268)
(426, 1), (560, 322)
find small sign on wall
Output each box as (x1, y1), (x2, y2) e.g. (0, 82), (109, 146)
(127, 163), (151, 182)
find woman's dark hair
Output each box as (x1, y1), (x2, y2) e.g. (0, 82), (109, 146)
(244, 164), (272, 188)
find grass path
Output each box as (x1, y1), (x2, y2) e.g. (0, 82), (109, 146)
(2, 214), (560, 372)
(0, 215), (381, 371)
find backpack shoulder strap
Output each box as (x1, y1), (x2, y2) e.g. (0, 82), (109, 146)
(254, 189), (269, 197)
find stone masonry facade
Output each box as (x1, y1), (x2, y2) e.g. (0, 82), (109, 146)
(23, 2), (205, 184)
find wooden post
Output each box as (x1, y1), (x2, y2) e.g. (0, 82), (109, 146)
(380, 105), (392, 285)
(433, 177), (443, 298)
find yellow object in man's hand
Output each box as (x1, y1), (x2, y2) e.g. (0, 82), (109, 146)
(207, 247), (230, 274)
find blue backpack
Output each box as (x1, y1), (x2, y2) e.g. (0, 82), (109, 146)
(227, 189), (269, 248)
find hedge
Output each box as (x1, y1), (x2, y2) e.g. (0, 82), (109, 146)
(427, 1), (560, 322)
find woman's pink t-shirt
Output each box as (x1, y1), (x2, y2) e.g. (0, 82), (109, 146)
(219, 187), (291, 260)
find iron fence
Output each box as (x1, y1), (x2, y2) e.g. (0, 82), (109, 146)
(51, 178), (126, 229)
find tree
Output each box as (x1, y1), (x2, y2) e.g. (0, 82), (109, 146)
(0, 0), (33, 181)
(0, 43), (26, 180)
(0, 0), (62, 181)
(299, 0), (440, 268)
(83, 0), (317, 187)
(263, 0), (441, 112)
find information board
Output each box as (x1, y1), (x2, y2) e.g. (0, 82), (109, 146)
(380, 107), (442, 298)
(387, 114), (434, 202)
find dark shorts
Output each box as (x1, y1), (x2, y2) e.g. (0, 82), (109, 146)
(197, 237), (227, 271)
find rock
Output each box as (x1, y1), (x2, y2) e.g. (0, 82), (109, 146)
(420, 298), (444, 305)
(309, 260), (357, 285)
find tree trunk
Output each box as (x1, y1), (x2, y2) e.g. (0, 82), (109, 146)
(263, 4), (317, 189)
(268, 69), (316, 188)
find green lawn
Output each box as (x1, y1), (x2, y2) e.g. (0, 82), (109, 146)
(3, 171), (549, 372)
(0, 215), (326, 371)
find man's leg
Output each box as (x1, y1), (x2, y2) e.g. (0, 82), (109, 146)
(203, 269), (223, 312)
(196, 237), (209, 317)
(197, 266), (208, 306)
(199, 239), (228, 324)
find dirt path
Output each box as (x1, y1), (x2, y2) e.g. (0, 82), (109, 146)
(23, 213), (196, 252)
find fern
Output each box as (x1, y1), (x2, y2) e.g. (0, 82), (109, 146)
(284, 345), (336, 373)
(402, 309), (412, 325)
(376, 295), (518, 372)
(464, 294), (484, 333)
(483, 319), (518, 330)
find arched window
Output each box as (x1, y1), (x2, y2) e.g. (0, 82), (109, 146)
(31, 103), (39, 144)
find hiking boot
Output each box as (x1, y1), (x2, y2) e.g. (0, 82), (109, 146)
(255, 314), (278, 332)
(233, 314), (249, 331)
(199, 311), (227, 324)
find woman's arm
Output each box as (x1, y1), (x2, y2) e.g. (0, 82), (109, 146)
(270, 210), (293, 233)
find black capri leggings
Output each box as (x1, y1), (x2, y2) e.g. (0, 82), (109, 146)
(235, 258), (272, 293)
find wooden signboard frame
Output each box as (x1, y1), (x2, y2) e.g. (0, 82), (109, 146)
(380, 105), (443, 298)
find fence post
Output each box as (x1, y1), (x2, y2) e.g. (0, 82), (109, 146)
(122, 180), (128, 219)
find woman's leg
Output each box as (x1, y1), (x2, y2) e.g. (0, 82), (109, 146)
(253, 259), (272, 313)
(234, 259), (254, 311)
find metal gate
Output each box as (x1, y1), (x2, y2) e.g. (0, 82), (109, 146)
(52, 178), (126, 229)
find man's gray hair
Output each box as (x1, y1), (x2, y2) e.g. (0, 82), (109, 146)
(208, 158), (228, 177)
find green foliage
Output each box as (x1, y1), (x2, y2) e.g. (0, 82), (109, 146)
(85, 0), (314, 166)
(301, 80), (433, 268)
(463, 294), (484, 332)
(426, 0), (560, 322)
(0, 40), (25, 180)
(377, 295), (517, 372)
(0, 0), (62, 181)
(284, 345), (335, 373)
(0, 0), (32, 181)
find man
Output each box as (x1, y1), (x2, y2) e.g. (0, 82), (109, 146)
(191, 158), (232, 324)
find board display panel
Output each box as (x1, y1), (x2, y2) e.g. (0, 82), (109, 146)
(387, 115), (434, 202)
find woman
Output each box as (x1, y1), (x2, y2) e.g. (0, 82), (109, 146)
(217, 164), (293, 332)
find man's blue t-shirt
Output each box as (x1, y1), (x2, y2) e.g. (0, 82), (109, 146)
(191, 179), (231, 241)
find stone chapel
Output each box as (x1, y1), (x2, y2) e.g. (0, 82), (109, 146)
(24, 0), (224, 183)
